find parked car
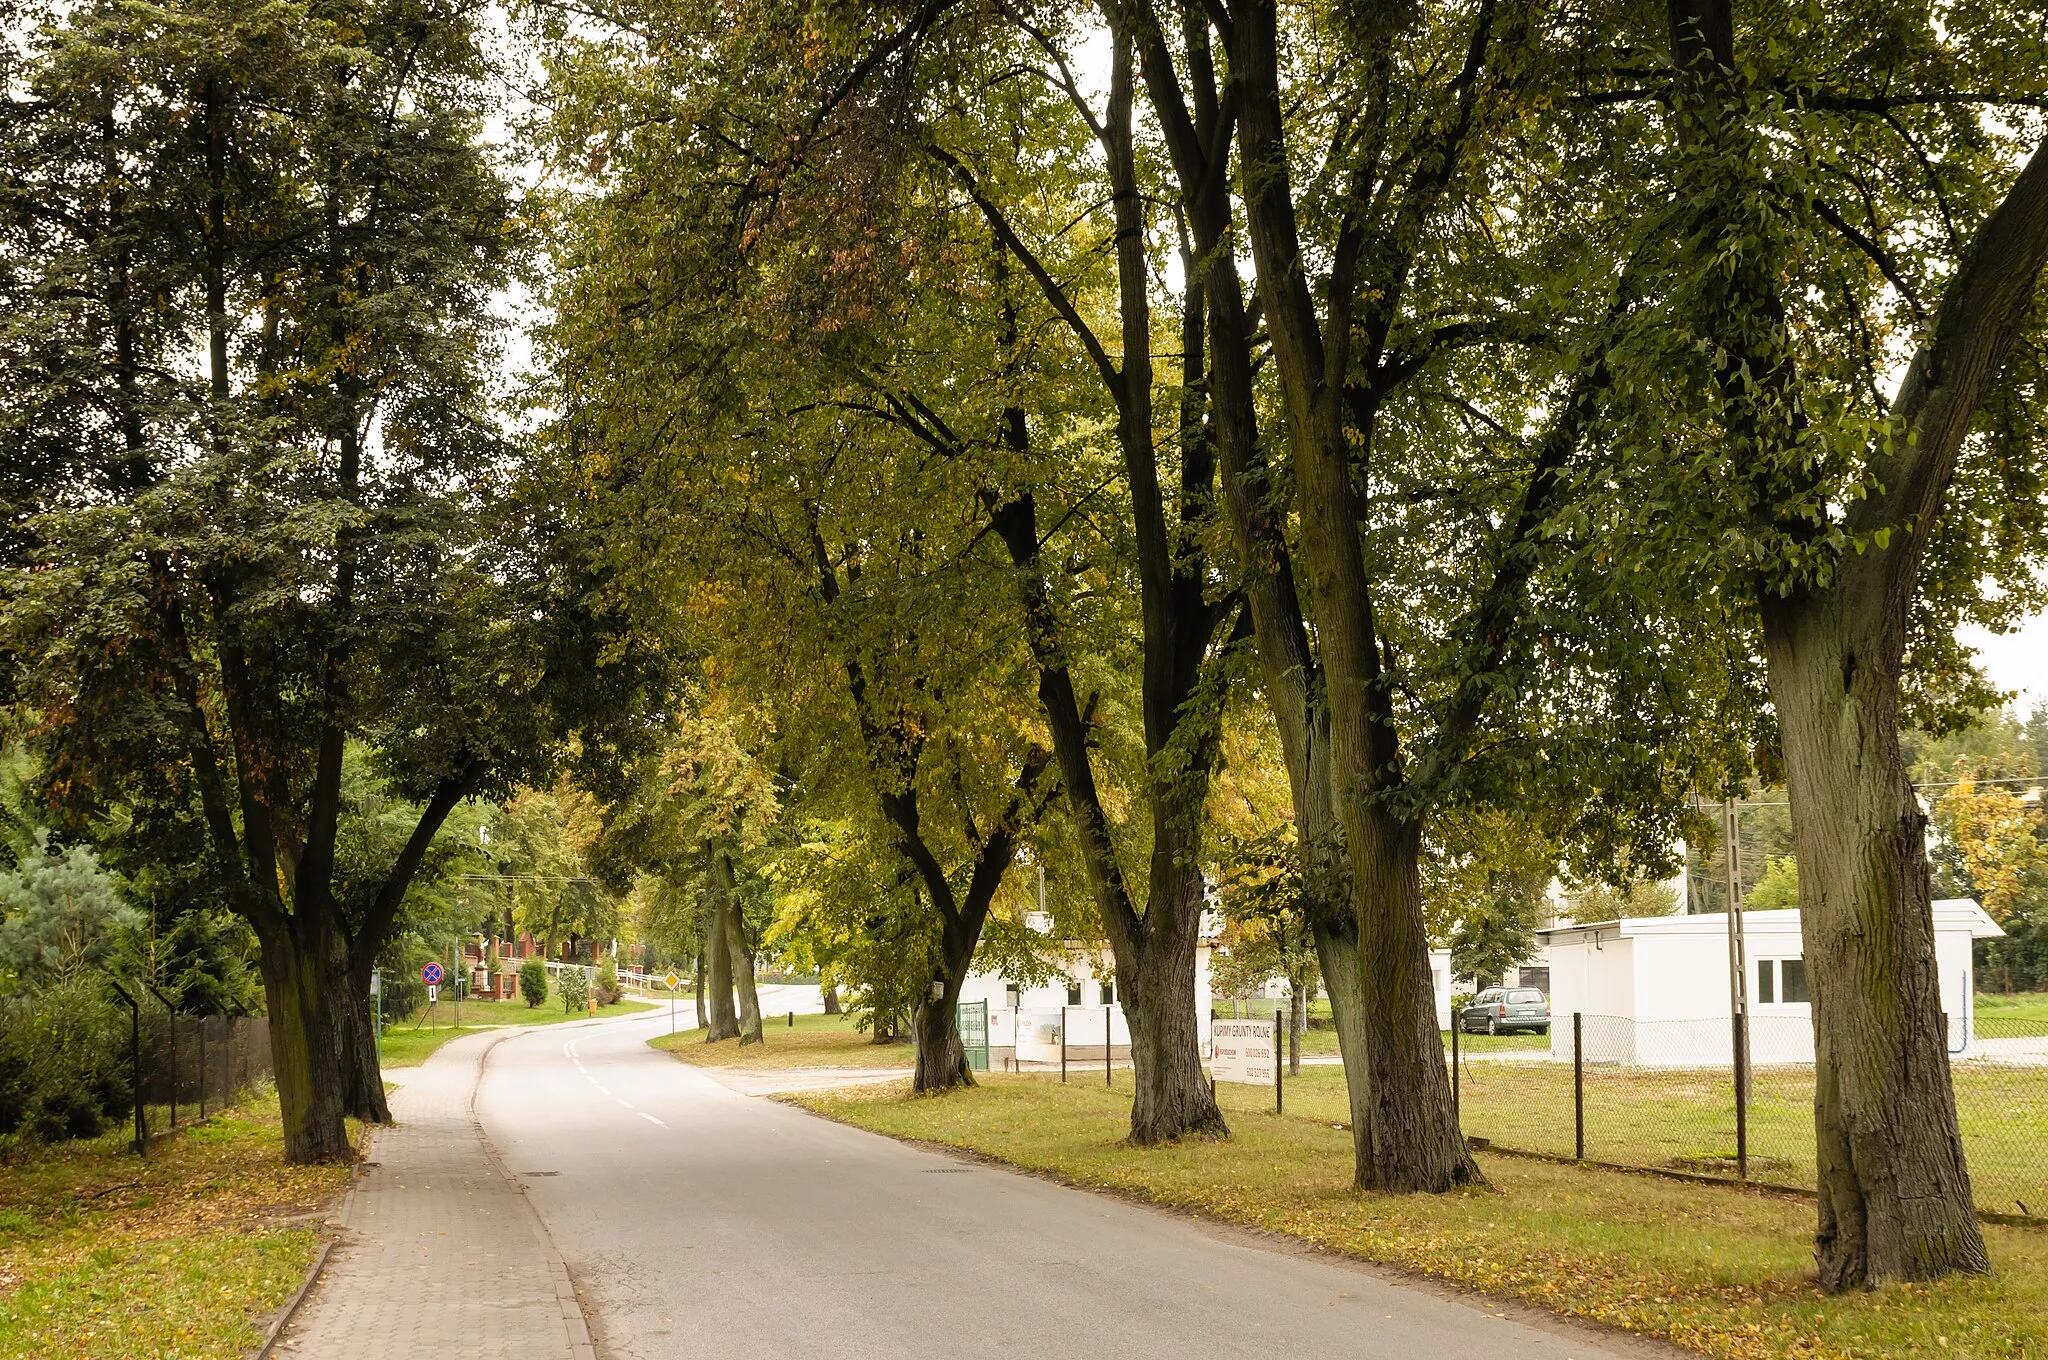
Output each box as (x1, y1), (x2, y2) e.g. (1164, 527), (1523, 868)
(1458, 987), (1550, 1036)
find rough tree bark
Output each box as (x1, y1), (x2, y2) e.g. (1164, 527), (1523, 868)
(254, 916), (352, 1163)
(822, 981), (842, 1015)
(693, 950), (707, 1030)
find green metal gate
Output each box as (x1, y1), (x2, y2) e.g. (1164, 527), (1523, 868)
(958, 999), (989, 1072)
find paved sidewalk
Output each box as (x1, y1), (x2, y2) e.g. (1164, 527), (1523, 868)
(275, 1031), (594, 1360)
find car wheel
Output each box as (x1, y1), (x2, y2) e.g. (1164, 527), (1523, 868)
(1486, 1017), (1498, 1036)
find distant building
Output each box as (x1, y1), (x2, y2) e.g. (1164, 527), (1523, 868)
(957, 916), (1218, 1066)
(1540, 900), (2003, 1066)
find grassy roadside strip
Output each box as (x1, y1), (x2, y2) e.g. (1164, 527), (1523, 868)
(0, 1092), (353, 1360)
(791, 1073), (2048, 1359)
(377, 996), (657, 1069)
(651, 1012), (914, 1071)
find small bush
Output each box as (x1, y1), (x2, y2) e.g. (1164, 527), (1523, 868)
(0, 981), (131, 1145)
(558, 967), (588, 1013)
(595, 955), (619, 1006)
(518, 959), (547, 1009)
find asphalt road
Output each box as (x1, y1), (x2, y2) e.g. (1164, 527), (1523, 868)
(474, 1008), (1666, 1360)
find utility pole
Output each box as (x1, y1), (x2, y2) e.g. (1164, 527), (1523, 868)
(1723, 796), (1750, 1177)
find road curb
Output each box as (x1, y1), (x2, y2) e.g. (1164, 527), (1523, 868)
(250, 1237), (335, 1360)
(472, 1027), (600, 1360)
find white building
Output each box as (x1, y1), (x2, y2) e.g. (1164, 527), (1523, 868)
(956, 926), (1217, 1066)
(1540, 900), (2002, 1066)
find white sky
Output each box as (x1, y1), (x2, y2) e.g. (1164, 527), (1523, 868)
(1961, 611), (2048, 716)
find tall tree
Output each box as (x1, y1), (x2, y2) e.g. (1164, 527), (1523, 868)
(1599, 0), (2048, 1284)
(1103, 0), (1738, 1188)
(0, 0), (668, 1159)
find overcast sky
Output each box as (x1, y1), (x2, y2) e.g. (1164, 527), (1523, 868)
(1962, 610), (2048, 716)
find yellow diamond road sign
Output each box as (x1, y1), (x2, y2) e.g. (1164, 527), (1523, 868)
(663, 970), (681, 990)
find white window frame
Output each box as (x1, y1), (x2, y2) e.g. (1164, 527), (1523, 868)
(1754, 956), (1811, 1009)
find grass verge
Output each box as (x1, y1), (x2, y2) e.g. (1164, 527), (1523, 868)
(378, 996), (655, 1069)
(651, 1012), (913, 1071)
(792, 1072), (2048, 1360)
(0, 1091), (352, 1360)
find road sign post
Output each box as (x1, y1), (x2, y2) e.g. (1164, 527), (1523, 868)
(422, 963), (443, 1033)
(663, 969), (681, 1034)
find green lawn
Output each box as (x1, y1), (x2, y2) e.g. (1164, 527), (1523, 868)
(651, 1012), (914, 1071)
(793, 1074), (2048, 1360)
(0, 1092), (352, 1360)
(1237, 1058), (2048, 1219)
(377, 995), (655, 1069)
(1976, 992), (2048, 1030)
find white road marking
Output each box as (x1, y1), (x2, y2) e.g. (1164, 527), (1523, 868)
(639, 1112), (666, 1127)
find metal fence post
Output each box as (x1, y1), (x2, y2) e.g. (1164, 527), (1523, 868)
(198, 1015), (208, 1121)
(1573, 1012), (1585, 1161)
(1450, 1015), (1460, 1122)
(1274, 1013), (1283, 1116)
(107, 979), (143, 1154)
(1734, 1009), (1749, 1180)
(1105, 1005), (1112, 1088)
(1060, 1006), (1067, 1084)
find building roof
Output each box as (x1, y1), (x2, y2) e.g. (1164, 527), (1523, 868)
(1539, 899), (2003, 942)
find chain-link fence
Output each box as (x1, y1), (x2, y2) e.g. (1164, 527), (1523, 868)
(112, 985), (273, 1149)
(1449, 1011), (2048, 1219)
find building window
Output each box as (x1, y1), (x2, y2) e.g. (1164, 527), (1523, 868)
(1067, 981), (1082, 1006)
(1757, 957), (1809, 1005)
(1101, 979), (1115, 1005)
(1005, 983), (1021, 1009)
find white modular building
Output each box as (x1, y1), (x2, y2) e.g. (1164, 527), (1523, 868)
(955, 932), (1217, 1066)
(1539, 900), (2002, 1067)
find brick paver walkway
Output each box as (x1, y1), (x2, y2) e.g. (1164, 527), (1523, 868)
(276, 1030), (594, 1359)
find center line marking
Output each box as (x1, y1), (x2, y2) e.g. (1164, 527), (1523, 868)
(639, 1112), (666, 1127)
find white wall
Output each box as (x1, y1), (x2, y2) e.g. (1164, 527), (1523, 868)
(960, 942), (1216, 1058)
(1429, 948), (1452, 1031)
(1541, 904), (1998, 1065)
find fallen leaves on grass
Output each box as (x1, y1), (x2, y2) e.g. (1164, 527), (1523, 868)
(0, 1095), (351, 1360)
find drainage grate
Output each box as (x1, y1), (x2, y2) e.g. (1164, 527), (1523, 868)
(521, 1171), (561, 1177)
(920, 1168), (970, 1174)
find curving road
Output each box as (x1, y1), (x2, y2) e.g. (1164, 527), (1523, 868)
(472, 1007), (1668, 1360)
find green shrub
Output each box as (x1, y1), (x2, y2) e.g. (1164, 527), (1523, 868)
(558, 967), (588, 1013)
(595, 955), (619, 1006)
(0, 981), (131, 1145)
(518, 959), (547, 1009)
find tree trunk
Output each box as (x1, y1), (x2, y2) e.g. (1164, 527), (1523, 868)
(1289, 979), (1306, 1076)
(255, 921), (351, 1163)
(1312, 917), (1376, 1181)
(714, 845), (762, 1044)
(693, 950), (707, 1030)
(822, 980), (841, 1015)
(336, 953), (390, 1123)
(704, 894), (738, 1043)
(1763, 592), (1989, 1286)
(1351, 810), (1479, 1191)
(1122, 855), (1226, 1142)
(912, 995), (969, 1092)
